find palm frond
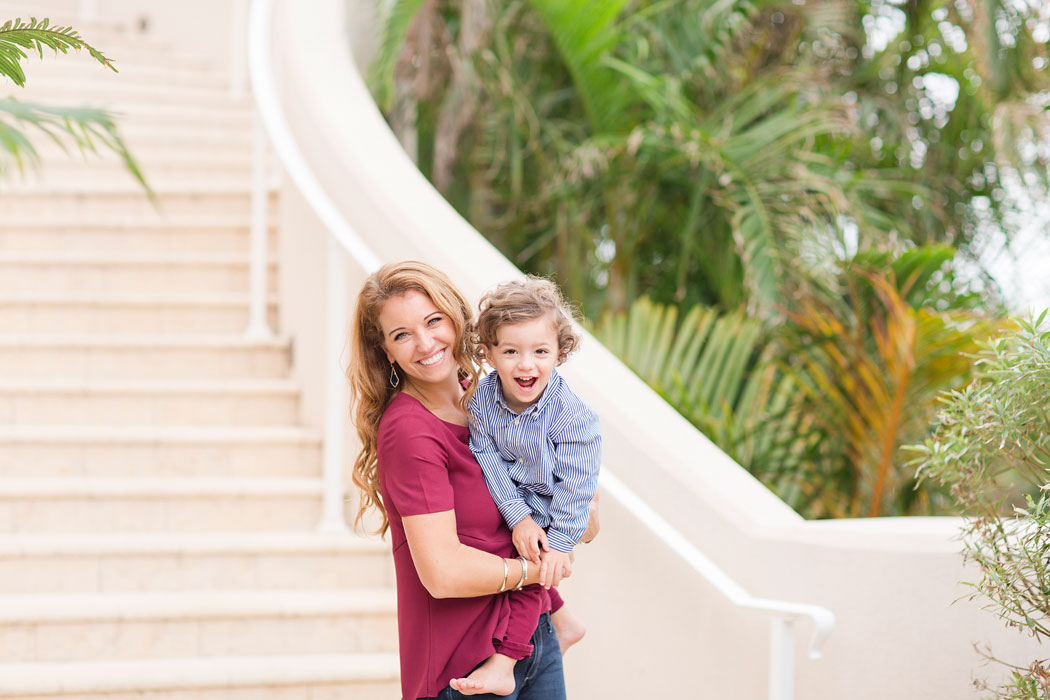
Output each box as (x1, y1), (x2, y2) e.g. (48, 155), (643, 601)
(782, 263), (1003, 516)
(594, 296), (817, 508)
(524, 0), (632, 134)
(0, 16), (115, 87)
(0, 98), (151, 197)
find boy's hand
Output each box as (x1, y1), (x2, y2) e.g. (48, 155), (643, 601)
(538, 549), (573, 589)
(512, 516), (548, 564)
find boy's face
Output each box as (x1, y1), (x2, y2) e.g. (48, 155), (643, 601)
(486, 316), (560, 414)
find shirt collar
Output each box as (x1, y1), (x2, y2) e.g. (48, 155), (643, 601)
(495, 367), (563, 416)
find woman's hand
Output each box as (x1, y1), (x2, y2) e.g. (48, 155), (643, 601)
(581, 492), (600, 544)
(539, 549), (573, 589)
(512, 515), (548, 564)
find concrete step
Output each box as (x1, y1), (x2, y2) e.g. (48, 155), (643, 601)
(0, 589), (397, 662)
(0, 379), (299, 426)
(2, 168), (265, 191)
(13, 53), (230, 89)
(0, 189), (275, 219)
(0, 532), (392, 594)
(0, 334), (290, 379)
(10, 150), (254, 184)
(2, 163), (259, 191)
(0, 293), (279, 334)
(0, 425), (321, 478)
(16, 78), (250, 108)
(15, 124), (255, 158)
(0, 252), (278, 295)
(81, 100), (253, 126)
(0, 477), (327, 533)
(0, 10), (181, 56)
(0, 653), (400, 699)
(0, 224), (276, 254)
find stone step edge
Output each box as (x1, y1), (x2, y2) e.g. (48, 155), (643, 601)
(0, 293), (278, 307)
(0, 424), (319, 444)
(0, 378), (298, 396)
(0, 531), (387, 557)
(0, 652), (400, 695)
(1, 183), (275, 196)
(0, 334), (289, 349)
(0, 252), (276, 265)
(0, 217), (272, 229)
(0, 477), (325, 498)
(0, 589), (396, 623)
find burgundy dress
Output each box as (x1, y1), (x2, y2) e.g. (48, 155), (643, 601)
(377, 392), (559, 700)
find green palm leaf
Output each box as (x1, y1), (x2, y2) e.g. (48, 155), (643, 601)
(594, 296), (815, 510)
(0, 98), (150, 195)
(0, 17), (115, 87)
(782, 259), (1003, 517)
(524, 0), (632, 134)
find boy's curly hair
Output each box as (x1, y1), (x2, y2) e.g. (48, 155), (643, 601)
(473, 276), (581, 364)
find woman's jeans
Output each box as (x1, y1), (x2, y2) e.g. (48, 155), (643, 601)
(429, 612), (566, 700)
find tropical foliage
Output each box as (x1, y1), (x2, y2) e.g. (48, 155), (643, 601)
(593, 246), (1000, 517)
(371, 0), (1048, 316)
(779, 246), (1002, 517)
(0, 16), (146, 189)
(593, 297), (822, 510)
(911, 315), (1050, 699)
(370, 0), (1049, 517)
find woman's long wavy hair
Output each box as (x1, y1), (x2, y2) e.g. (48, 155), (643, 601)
(348, 260), (480, 536)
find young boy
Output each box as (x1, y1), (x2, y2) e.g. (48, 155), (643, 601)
(450, 276), (600, 696)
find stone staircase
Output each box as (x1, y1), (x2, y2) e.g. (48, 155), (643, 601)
(0, 5), (400, 698)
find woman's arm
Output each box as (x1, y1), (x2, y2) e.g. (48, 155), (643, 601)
(581, 491), (600, 544)
(403, 509), (548, 599)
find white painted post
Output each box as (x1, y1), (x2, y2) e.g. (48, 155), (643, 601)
(319, 238), (351, 533)
(245, 110), (272, 340)
(769, 617), (796, 700)
(230, 0), (250, 99)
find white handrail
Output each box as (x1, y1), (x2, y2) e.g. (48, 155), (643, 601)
(247, 0), (382, 273)
(248, 0), (380, 534)
(601, 470), (834, 659)
(245, 0), (834, 695)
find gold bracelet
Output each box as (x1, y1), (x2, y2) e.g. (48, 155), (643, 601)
(513, 555), (528, 591)
(497, 557), (510, 593)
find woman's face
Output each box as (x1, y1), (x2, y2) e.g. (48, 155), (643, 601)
(378, 290), (459, 389)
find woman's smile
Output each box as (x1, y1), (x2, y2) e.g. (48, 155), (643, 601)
(379, 290), (459, 389)
(419, 348), (446, 366)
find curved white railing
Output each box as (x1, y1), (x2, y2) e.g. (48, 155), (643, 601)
(248, 0), (381, 533)
(245, 0), (833, 696)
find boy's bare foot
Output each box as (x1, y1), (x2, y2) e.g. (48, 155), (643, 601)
(551, 607), (586, 655)
(449, 653), (516, 696)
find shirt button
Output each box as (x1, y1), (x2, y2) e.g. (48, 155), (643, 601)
(518, 459), (524, 464)
(514, 418), (520, 425)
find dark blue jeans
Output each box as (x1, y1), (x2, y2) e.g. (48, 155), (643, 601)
(429, 613), (567, 700)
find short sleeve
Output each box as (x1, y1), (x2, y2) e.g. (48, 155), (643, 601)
(377, 406), (455, 516)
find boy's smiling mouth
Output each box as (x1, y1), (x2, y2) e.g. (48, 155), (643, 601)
(515, 376), (538, 390)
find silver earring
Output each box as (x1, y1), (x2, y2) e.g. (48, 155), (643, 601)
(389, 362), (400, 388)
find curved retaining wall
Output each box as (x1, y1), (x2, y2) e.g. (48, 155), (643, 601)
(271, 0), (1040, 696)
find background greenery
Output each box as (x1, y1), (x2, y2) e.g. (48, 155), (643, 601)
(371, 0), (1049, 518)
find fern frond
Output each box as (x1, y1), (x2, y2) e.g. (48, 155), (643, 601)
(0, 16), (116, 87)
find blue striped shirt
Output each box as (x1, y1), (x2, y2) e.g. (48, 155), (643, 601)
(468, 367), (601, 553)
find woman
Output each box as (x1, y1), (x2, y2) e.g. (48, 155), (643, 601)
(348, 261), (596, 700)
